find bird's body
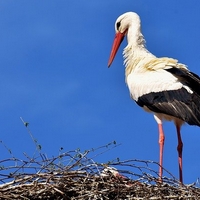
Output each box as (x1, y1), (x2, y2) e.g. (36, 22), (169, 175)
(126, 56), (200, 126)
(108, 12), (200, 183)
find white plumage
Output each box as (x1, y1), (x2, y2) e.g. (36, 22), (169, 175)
(127, 67), (186, 101)
(108, 12), (200, 184)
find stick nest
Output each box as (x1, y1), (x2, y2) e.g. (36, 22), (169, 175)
(0, 143), (199, 200)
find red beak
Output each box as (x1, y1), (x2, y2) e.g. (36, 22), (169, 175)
(108, 32), (126, 67)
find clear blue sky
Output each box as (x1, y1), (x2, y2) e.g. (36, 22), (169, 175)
(0, 1), (200, 184)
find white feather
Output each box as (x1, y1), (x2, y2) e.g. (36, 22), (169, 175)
(127, 68), (192, 101)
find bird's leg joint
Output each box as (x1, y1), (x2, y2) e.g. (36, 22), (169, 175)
(177, 140), (183, 154)
(158, 124), (165, 145)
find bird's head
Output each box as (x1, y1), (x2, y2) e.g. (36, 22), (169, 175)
(108, 12), (141, 67)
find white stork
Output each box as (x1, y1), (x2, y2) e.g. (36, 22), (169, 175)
(108, 12), (200, 183)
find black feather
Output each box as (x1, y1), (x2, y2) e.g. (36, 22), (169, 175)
(137, 88), (200, 126)
(165, 67), (200, 95)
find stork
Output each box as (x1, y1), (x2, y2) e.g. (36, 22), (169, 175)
(108, 12), (200, 183)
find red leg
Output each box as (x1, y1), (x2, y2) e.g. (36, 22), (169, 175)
(158, 123), (165, 182)
(176, 124), (183, 183)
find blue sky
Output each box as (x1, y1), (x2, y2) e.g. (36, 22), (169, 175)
(0, 1), (200, 184)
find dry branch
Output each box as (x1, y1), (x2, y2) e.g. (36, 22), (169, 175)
(0, 143), (199, 199)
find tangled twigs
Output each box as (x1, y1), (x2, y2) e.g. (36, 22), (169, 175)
(0, 143), (199, 199)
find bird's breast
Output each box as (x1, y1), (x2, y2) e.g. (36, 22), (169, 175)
(126, 69), (183, 101)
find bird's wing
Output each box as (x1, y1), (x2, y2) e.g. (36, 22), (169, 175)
(165, 67), (200, 96)
(144, 57), (187, 71)
(136, 67), (200, 126)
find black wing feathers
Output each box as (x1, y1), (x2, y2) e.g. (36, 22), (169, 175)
(165, 67), (200, 95)
(137, 67), (200, 126)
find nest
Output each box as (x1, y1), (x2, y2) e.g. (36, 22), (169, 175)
(0, 142), (200, 199)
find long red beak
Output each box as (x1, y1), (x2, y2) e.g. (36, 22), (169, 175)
(108, 32), (125, 67)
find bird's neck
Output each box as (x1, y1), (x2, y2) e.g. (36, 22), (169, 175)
(123, 44), (155, 74)
(123, 26), (155, 79)
(126, 24), (146, 49)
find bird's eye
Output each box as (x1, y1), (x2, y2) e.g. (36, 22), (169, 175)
(116, 22), (121, 30)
